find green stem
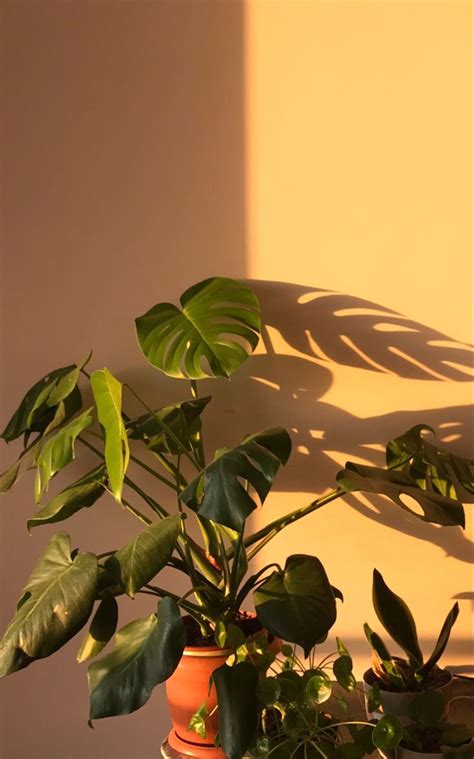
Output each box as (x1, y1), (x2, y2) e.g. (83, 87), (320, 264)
(124, 384), (202, 471)
(151, 450), (188, 489)
(190, 380), (206, 468)
(145, 584), (217, 624)
(124, 476), (170, 518)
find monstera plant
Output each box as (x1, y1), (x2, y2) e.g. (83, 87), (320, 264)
(0, 277), (471, 759)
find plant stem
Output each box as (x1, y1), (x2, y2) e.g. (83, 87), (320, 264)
(190, 380), (206, 468)
(242, 488), (345, 557)
(123, 476), (170, 518)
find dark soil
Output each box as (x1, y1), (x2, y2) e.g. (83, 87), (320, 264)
(365, 661), (451, 693)
(183, 612), (264, 647)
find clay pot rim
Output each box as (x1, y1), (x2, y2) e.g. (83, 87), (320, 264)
(182, 645), (232, 657)
(362, 667), (453, 694)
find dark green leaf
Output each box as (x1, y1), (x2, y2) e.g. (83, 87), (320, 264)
(366, 681), (381, 713)
(33, 408), (94, 503)
(181, 428), (291, 531)
(337, 460), (465, 528)
(77, 596), (118, 663)
(105, 515), (181, 597)
(27, 466), (107, 531)
(0, 532), (97, 677)
(372, 569), (423, 669)
(440, 724), (474, 749)
(418, 602), (459, 680)
(1, 364), (83, 442)
(387, 425), (474, 499)
(90, 368), (129, 502)
(127, 396), (211, 455)
(88, 596), (185, 719)
(213, 661), (259, 759)
(407, 691), (444, 727)
(254, 554), (337, 657)
(257, 677), (281, 706)
(277, 670), (304, 702)
(333, 655), (356, 691)
(135, 277), (261, 380)
(372, 715), (404, 753)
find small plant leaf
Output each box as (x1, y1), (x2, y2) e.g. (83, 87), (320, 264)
(418, 602), (459, 680)
(88, 597), (185, 719)
(363, 623), (406, 688)
(181, 428), (291, 531)
(254, 554), (337, 657)
(135, 277), (261, 380)
(372, 715), (404, 753)
(105, 515), (181, 597)
(257, 677), (281, 706)
(188, 703), (209, 739)
(372, 569), (423, 669)
(305, 673), (332, 703)
(77, 596), (118, 663)
(90, 369), (129, 502)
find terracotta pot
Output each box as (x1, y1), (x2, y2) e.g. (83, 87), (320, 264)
(362, 669), (453, 725)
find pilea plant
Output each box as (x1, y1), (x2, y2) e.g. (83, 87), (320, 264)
(401, 691), (474, 757)
(0, 277), (471, 758)
(364, 570), (459, 692)
(246, 637), (403, 759)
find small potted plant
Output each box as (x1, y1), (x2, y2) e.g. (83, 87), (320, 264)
(245, 636), (403, 759)
(396, 691), (474, 759)
(0, 277), (471, 758)
(363, 570), (459, 724)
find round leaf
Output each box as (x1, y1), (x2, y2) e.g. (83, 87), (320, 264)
(373, 715), (404, 753)
(257, 677), (281, 706)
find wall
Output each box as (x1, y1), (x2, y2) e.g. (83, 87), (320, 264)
(0, 1), (472, 758)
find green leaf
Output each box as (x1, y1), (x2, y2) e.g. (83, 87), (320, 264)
(127, 396), (211, 455)
(363, 623), (406, 688)
(90, 368), (129, 502)
(407, 691), (444, 727)
(372, 569), (423, 669)
(135, 277), (261, 380)
(181, 428), (291, 531)
(1, 363), (83, 443)
(33, 408), (94, 503)
(372, 715), (404, 753)
(337, 459), (466, 528)
(366, 681), (381, 713)
(105, 515), (181, 597)
(88, 596), (185, 719)
(440, 724), (474, 749)
(0, 532), (97, 677)
(212, 662), (259, 759)
(27, 466), (107, 531)
(305, 673), (332, 703)
(0, 439), (42, 495)
(387, 425), (474, 499)
(77, 596), (118, 663)
(254, 555), (337, 657)
(188, 703), (209, 740)
(257, 677), (281, 706)
(333, 655), (356, 691)
(418, 602), (459, 680)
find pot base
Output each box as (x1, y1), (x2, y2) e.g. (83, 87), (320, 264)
(167, 729), (226, 758)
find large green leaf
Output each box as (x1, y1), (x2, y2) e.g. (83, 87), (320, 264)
(336, 463), (465, 527)
(34, 408), (94, 503)
(372, 569), (423, 669)
(387, 425), (474, 499)
(0, 532), (97, 677)
(418, 602), (459, 680)
(77, 596), (118, 663)
(135, 277), (261, 380)
(90, 368), (129, 502)
(105, 515), (181, 597)
(181, 428), (292, 531)
(1, 363), (83, 443)
(213, 662), (259, 759)
(28, 466), (107, 531)
(88, 596), (185, 719)
(126, 396), (211, 455)
(254, 555), (338, 657)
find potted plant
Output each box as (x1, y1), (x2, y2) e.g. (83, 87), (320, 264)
(395, 691), (474, 759)
(363, 570), (459, 724)
(245, 636), (403, 759)
(0, 277), (471, 759)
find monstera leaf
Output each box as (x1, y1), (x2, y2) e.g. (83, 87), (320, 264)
(91, 368), (129, 502)
(181, 428), (292, 531)
(88, 597), (185, 719)
(105, 515), (181, 597)
(135, 278), (261, 379)
(34, 408), (94, 503)
(254, 555), (338, 657)
(386, 425), (474, 499)
(1, 363), (83, 443)
(126, 396), (211, 455)
(27, 466), (107, 531)
(336, 463), (465, 527)
(0, 532), (97, 677)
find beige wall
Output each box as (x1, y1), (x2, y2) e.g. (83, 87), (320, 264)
(0, 1), (472, 758)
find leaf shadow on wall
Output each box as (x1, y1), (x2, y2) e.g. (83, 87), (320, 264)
(206, 280), (473, 564)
